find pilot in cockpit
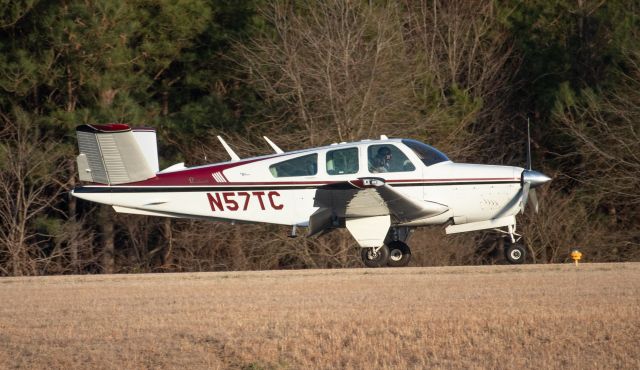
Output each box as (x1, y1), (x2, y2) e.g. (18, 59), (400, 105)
(371, 146), (392, 173)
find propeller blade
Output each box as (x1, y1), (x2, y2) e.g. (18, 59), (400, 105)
(520, 120), (547, 214)
(529, 188), (539, 213)
(521, 181), (530, 214)
(526, 117), (532, 171)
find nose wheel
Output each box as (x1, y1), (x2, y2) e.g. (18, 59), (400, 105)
(504, 240), (526, 264)
(493, 224), (527, 264)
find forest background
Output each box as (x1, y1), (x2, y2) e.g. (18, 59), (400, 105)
(0, 0), (638, 276)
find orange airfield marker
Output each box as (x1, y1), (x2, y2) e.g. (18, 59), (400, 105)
(571, 250), (583, 266)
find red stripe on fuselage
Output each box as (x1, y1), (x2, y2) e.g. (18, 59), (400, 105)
(105, 177), (519, 189)
(123, 158), (269, 186)
(389, 177), (518, 183)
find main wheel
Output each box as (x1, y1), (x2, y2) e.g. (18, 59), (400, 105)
(386, 241), (411, 267)
(361, 244), (390, 268)
(504, 242), (526, 264)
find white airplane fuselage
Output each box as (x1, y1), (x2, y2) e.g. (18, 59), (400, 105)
(73, 139), (524, 228)
(72, 124), (552, 267)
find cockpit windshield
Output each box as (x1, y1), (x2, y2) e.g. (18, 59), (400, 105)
(401, 139), (450, 166)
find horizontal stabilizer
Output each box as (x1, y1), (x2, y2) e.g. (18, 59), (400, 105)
(158, 162), (186, 174)
(76, 124), (157, 185)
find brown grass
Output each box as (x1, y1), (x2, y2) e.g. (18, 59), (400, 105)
(0, 263), (638, 369)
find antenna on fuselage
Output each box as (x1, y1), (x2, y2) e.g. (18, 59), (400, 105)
(526, 117), (532, 171)
(263, 136), (284, 154)
(380, 135), (389, 140)
(216, 135), (240, 161)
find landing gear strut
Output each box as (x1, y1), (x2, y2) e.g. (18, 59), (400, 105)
(494, 224), (527, 264)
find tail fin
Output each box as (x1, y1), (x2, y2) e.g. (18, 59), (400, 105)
(76, 124), (158, 185)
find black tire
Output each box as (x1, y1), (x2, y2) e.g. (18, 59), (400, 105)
(386, 241), (411, 267)
(504, 243), (526, 264)
(361, 244), (390, 268)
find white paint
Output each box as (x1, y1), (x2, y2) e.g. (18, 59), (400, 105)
(346, 215), (390, 248)
(445, 215), (516, 234)
(132, 130), (159, 173)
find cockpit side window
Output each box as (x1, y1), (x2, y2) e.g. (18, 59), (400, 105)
(368, 144), (416, 173)
(269, 154), (318, 177)
(401, 139), (449, 166)
(326, 148), (359, 175)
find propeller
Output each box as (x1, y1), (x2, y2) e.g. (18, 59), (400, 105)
(520, 118), (551, 213)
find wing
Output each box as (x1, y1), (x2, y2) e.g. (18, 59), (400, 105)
(309, 178), (448, 247)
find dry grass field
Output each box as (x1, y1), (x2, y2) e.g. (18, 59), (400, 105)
(0, 263), (638, 369)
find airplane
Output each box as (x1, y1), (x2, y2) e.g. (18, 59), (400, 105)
(71, 123), (551, 268)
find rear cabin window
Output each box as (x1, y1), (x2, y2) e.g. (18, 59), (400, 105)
(368, 144), (416, 173)
(269, 154), (318, 177)
(326, 148), (359, 175)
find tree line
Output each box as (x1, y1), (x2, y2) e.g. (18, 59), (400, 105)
(0, 0), (638, 275)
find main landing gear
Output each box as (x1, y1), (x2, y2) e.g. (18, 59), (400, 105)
(387, 241), (411, 267)
(361, 245), (390, 268)
(361, 242), (412, 268)
(361, 227), (413, 268)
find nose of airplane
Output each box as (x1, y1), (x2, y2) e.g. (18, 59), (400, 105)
(522, 170), (551, 188)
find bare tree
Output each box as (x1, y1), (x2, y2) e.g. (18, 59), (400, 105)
(53, 216), (98, 273)
(555, 52), (640, 208)
(237, 0), (515, 161)
(550, 51), (640, 260)
(0, 109), (72, 275)
(400, 0), (516, 159)
(237, 0), (411, 147)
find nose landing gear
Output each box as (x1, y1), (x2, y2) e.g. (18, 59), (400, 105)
(503, 240), (526, 264)
(494, 224), (527, 264)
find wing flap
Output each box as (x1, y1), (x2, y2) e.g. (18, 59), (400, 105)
(308, 207), (334, 237)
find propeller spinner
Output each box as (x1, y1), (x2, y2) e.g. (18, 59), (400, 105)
(521, 119), (551, 213)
